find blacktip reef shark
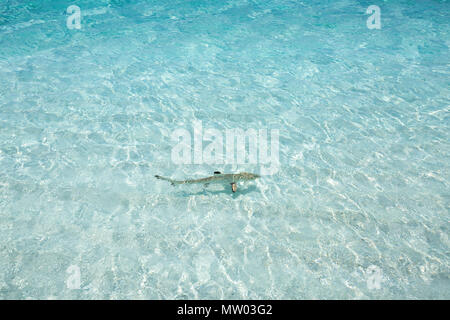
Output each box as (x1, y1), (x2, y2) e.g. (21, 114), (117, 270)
(155, 171), (260, 192)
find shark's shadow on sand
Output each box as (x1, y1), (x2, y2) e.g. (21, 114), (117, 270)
(177, 185), (258, 198)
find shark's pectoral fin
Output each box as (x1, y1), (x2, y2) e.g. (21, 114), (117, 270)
(231, 182), (237, 193)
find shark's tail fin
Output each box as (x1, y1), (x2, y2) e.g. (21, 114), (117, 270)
(155, 175), (178, 186)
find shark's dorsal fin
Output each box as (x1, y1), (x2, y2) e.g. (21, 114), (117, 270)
(214, 171), (221, 175)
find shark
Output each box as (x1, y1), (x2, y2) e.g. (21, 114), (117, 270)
(154, 171), (260, 192)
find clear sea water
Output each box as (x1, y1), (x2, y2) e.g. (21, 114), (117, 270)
(0, 0), (449, 299)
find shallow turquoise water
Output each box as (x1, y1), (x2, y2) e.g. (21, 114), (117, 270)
(0, 0), (449, 299)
